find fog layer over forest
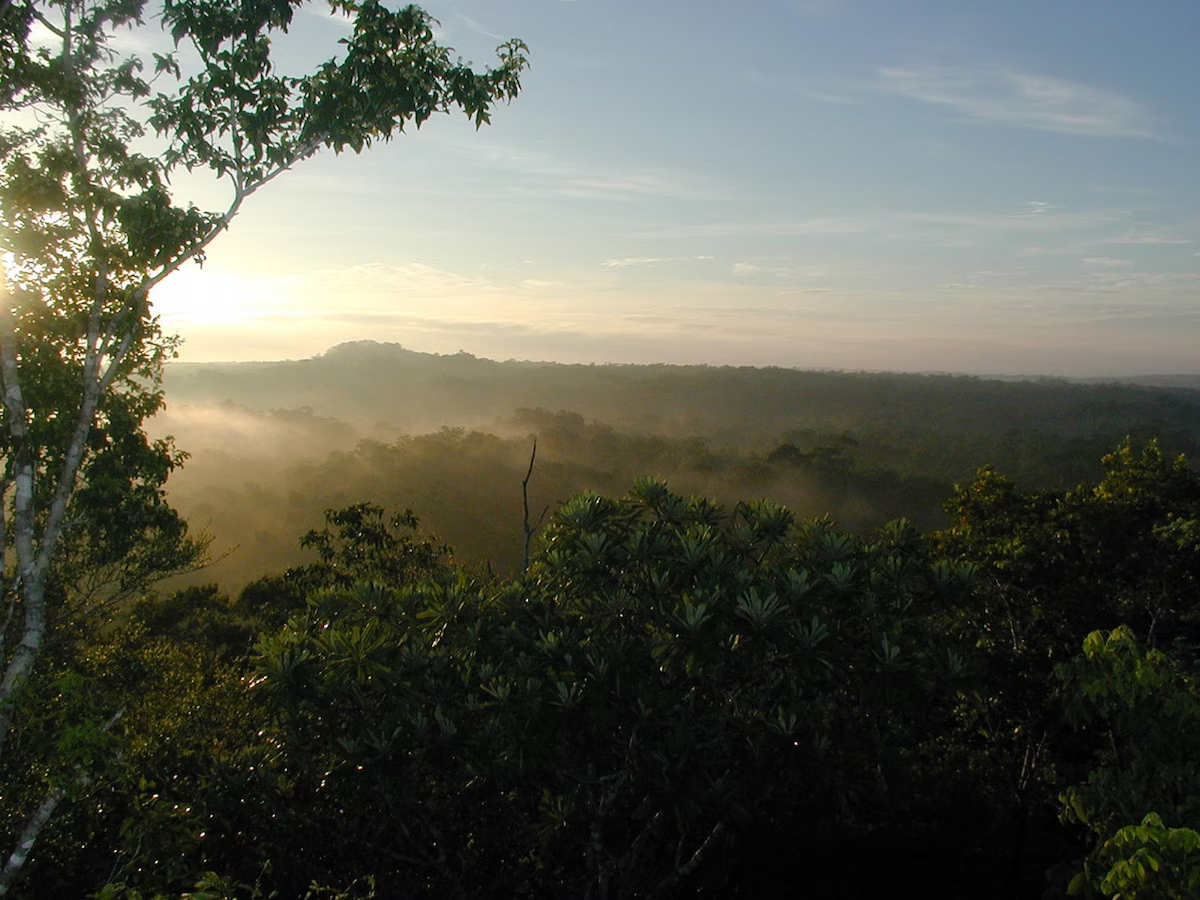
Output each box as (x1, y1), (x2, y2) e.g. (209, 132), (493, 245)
(152, 341), (1200, 590)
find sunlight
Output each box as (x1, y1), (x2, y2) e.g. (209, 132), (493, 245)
(152, 266), (285, 328)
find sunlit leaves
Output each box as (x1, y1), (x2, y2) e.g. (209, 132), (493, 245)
(1056, 626), (1200, 850)
(147, 0), (528, 189)
(296, 502), (449, 589)
(1085, 813), (1200, 900)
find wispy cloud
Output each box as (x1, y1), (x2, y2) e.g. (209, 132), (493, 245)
(603, 257), (673, 269)
(799, 89), (859, 106)
(447, 141), (722, 202)
(1019, 201), (1060, 217)
(876, 65), (1158, 138)
(454, 13), (509, 41)
(1102, 233), (1191, 245)
(894, 208), (1121, 232)
(1080, 257), (1135, 268)
(733, 263), (792, 277)
(645, 206), (1123, 242)
(333, 262), (490, 294)
(643, 217), (867, 239)
(602, 256), (715, 268)
(561, 174), (704, 201)
(1026, 269), (1200, 299)
(300, 3), (355, 30)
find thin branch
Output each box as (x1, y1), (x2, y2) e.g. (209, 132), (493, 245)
(0, 783), (64, 897)
(0, 303), (43, 759)
(647, 821), (726, 900)
(140, 142), (318, 298)
(0, 474), (10, 662)
(63, 531), (220, 614)
(619, 808), (664, 889)
(0, 707), (123, 896)
(97, 283), (146, 360)
(27, 6), (66, 41)
(0, 587), (14, 668)
(521, 438), (548, 572)
(522, 437), (536, 571)
(33, 327), (120, 580)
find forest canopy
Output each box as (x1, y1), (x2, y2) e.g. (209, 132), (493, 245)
(3, 437), (1199, 898)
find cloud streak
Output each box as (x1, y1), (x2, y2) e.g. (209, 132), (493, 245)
(877, 65), (1157, 138)
(643, 206), (1122, 243)
(447, 140), (723, 202)
(602, 256), (715, 268)
(894, 208), (1121, 232)
(733, 263), (792, 277)
(642, 217), (868, 239)
(1103, 233), (1191, 245)
(1080, 257), (1134, 268)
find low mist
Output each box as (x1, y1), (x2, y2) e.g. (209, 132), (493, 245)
(152, 343), (1200, 593)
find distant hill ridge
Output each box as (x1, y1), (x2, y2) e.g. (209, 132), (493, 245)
(163, 341), (1200, 445)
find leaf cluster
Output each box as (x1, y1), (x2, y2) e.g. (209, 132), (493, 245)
(243, 483), (974, 896)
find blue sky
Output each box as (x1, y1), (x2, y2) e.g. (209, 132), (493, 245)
(151, 0), (1200, 374)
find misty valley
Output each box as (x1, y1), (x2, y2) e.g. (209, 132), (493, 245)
(157, 341), (1200, 589)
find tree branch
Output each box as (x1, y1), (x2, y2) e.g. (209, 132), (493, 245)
(522, 437), (537, 572)
(647, 821), (726, 900)
(0, 783), (64, 897)
(521, 438), (549, 572)
(25, 6), (64, 40)
(0, 302), (43, 760)
(0, 706), (122, 896)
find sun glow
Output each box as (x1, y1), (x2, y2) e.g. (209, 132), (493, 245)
(150, 264), (346, 362)
(152, 266), (290, 328)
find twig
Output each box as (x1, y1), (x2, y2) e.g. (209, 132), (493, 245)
(647, 820), (726, 899)
(0, 707), (124, 896)
(521, 438), (548, 572)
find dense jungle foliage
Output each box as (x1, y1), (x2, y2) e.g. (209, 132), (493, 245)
(3, 420), (1198, 897)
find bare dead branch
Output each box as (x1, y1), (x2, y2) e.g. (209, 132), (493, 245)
(521, 437), (549, 572)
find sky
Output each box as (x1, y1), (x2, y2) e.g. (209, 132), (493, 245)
(144, 0), (1200, 375)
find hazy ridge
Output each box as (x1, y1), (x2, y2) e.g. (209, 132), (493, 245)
(156, 341), (1200, 590)
(164, 340), (1200, 438)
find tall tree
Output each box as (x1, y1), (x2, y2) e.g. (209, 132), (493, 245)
(0, 0), (526, 890)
